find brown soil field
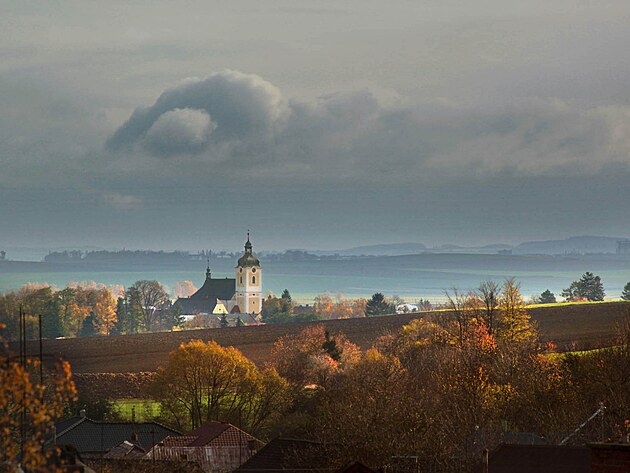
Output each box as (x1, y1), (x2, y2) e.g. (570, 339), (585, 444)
(27, 301), (630, 374)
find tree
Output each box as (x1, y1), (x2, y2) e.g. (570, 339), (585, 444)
(262, 295), (293, 323)
(152, 340), (291, 434)
(562, 272), (605, 302)
(322, 330), (342, 361)
(539, 289), (557, 304)
(219, 313), (229, 328)
(0, 324), (77, 471)
(113, 289), (143, 335)
(281, 289), (292, 303)
(80, 311), (98, 337)
(476, 280), (500, 334)
(365, 293), (394, 317)
(236, 316), (245, 327)
(621, 282), (630, 301)
(270, 325), (360, 386)
(128, 280), (170, 331)
(173, 280), (197, 298)
(496, 279), (537, 343)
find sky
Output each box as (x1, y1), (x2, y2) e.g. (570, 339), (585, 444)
(1, 1), (630, 252)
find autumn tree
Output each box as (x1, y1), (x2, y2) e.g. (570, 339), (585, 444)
(173, 280), (198, 298)
(0, 324), (77, 471)
(496, 278), (537, 343)
(152, 340), (291, 435)
(270, 325), (361, 386)
(313, 293), (365, 320)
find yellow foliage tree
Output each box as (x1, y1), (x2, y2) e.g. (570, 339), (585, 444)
(0, 325), (77, 472)
(152, 340), (291, 435)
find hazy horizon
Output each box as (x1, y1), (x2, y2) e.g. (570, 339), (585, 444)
(2, 2), (630, 251)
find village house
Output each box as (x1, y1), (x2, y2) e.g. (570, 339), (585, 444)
(54, 410), (181, 460)
(145, 421), (262, 472)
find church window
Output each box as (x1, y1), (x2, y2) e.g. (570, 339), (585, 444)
(239, 276), (243, 284)
(252, 276), (256, 284)
(252, 267), (256, 273)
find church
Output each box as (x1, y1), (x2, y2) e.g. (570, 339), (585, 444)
(175, 234), (262, 317)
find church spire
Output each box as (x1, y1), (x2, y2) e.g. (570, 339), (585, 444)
(245, 230), (252, 254)
(206, 251), (212, 279)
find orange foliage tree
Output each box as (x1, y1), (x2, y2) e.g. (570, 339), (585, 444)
(270, 325), (361, 386)
(0, 325), (77, 472)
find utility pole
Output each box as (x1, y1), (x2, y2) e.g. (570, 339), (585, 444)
(19, 306), (25, 466)
(38, 313), (43, 385)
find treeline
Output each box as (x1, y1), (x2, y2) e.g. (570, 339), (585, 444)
(260, 290), (398, 324)
(43, 249), (204, 263)
(122, 278), (630, 472)
(0, 280), (180, 341)
(535, 271), (630, 303)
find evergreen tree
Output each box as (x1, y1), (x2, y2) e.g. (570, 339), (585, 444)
(281, 289), (292, 303)
(220, 313), (229, 328)
(365, 293), (395, 316)
(236, 316), (245, 327)
(621, 282), (630, 301)
(579, 272), (605, 301)
(539, 289), (557, 304)
(563, 272), (605, 301)
(322, 330), (342, 361)
(80, 311), (98, 337)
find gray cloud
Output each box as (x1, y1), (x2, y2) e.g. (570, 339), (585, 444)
(106, 72), (630, 185)
(145, 108), (216, 157)
(106, 70), (289, 155)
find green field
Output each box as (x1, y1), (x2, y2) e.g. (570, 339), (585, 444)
(115, 398), (161, 422)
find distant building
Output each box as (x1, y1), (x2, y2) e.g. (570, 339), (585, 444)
(176, 234), (262, 316)
(396, 303), (418, 314)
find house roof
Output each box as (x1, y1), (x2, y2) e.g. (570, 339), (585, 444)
(55, 416), (181, 454)
(234, 438), (326, 472)
(489, 444), (590, 473)
(176, 276), (236, 314)
(155, 422), (260, 449)
(104, 440), (146, 459)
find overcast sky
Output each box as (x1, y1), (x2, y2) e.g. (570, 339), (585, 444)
(1, 1), (630, 251)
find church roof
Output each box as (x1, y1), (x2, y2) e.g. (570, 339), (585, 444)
(238, 234), (260, 267)
(176, 275), (236, 315)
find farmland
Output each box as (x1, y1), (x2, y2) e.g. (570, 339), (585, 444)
(31, 301), (630, 374)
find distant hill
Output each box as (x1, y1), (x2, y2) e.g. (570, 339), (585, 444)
(324, 242), (427, 256)
(514, 236), (627, 255)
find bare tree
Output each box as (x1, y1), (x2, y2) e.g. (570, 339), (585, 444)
(476, 280), (500, 334)
(129, 280), (169, 331)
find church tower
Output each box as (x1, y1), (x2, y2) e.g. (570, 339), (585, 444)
(235, 233), (262, 315)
